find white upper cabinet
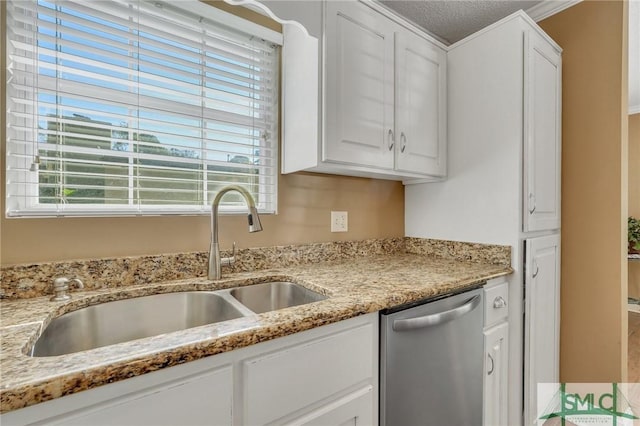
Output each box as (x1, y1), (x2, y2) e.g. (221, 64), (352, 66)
(324, 0), (395, 170)
(523, 31), (562, 232)
(280, 0), (447, 182)
(395, 29), (447, 176)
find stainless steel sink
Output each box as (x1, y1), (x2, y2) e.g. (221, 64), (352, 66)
(230, 281), (327, 314)
(31, 292), (245, 357)
(30, 282), (328, 357)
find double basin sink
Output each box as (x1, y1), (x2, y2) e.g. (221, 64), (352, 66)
(31, 282), (327, 357)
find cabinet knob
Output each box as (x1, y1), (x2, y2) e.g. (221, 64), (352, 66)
(400, 132), (407, 153)
(387, 129), (395, 151)
(528, 193), (536, 214)
(493, 296), (507, 309)
(532, 261), (540, 278)
(487, 353), (495, 375)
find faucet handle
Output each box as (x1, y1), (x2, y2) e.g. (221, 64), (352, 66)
(221, 242), (236, 267)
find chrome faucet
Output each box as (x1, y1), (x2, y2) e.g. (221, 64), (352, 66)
(209, 185), (263, 280)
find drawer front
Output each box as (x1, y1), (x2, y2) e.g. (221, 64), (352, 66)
(9, 365), (234, 426)
(244, 322), (374, 425)
(484, 280), (509, 327)
(292, 386), (374, 426)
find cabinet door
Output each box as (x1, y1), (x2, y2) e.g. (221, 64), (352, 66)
(483, 322), (508, 426)
(243, 322), (375, 425)
(523, 31), (562, 232)
(290, 387), (374, 426)
(395, 29), (447, 176)
(524, 234), (561, 426)
(44, 366), (233, 426)
(324, 0), (395, 170)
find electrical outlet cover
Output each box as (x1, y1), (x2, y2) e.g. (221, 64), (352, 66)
(331, 211), (348, 232)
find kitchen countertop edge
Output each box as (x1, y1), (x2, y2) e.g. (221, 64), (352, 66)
(0, 254), (512, 414)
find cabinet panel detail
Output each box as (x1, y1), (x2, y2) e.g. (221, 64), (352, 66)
(524, 234), (561, 425)
(243, 322), (374, 425)
(324, 2), (394, 169)
(395, 30), (446, 176)
(36, 366), (232, 426)
(291, 386), (374, 426)
(524, 31), (562, 232)
(483, 323), (509, 426)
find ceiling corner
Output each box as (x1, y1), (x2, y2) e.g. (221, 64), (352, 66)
(525, 0), (582, 22)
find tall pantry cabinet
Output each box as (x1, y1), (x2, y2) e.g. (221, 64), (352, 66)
(405, 11), (562, 426)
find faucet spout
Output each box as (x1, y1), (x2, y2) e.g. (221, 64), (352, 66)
(209, 185), (263, 280)
(247, 205), (263, 233)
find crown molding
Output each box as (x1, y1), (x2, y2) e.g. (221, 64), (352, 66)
(525, 0), (582, 22)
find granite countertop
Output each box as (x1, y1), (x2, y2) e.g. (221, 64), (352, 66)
(0, 242), (512, 414)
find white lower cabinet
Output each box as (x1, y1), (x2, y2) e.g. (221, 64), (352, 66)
(243, 320), (375, 425)
(484, 323), (509, 426)
(47, 366), (233, 426)
(2, 358), (235, 426)
(524, 234), (560, 426)
(2, 313), (378, 426)
(290, 386), (374, 426)
(483, 279), (509, 426)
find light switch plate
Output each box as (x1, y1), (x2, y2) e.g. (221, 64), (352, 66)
(331, 211), (348, 232)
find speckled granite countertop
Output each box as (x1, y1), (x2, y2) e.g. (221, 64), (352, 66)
(0, 240), (512, 414)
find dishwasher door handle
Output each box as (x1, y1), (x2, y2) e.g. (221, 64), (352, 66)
(392, 295), (481, 331)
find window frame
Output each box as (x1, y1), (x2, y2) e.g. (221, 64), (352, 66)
(5, 0), (282, 218)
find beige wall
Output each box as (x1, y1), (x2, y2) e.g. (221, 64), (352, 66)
(0, 3), (404, 266)
(629, 114), (640, 299)
(0, 173), (404, 266)
(540, 0), (629, 382)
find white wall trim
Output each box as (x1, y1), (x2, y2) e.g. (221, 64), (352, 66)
(629, 0), (639, 115)
(449, 11), (561, 53)
(525, 0), (582, 22)
(226, 0), (313, 38)
(187, 0), (283, 44)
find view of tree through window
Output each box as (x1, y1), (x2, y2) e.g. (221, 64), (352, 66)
(6, 0), (280, 216)
(39, 114), (256, 206)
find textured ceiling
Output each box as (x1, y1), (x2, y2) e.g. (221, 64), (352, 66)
(380, 0), (544, 44)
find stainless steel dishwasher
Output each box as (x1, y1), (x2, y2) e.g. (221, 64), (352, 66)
(380, 287), (484, 426)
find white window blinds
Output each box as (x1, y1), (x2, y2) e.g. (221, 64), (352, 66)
(6, 0), (280, 217)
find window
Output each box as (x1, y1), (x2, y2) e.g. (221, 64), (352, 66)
(5, 0), (280, 217)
